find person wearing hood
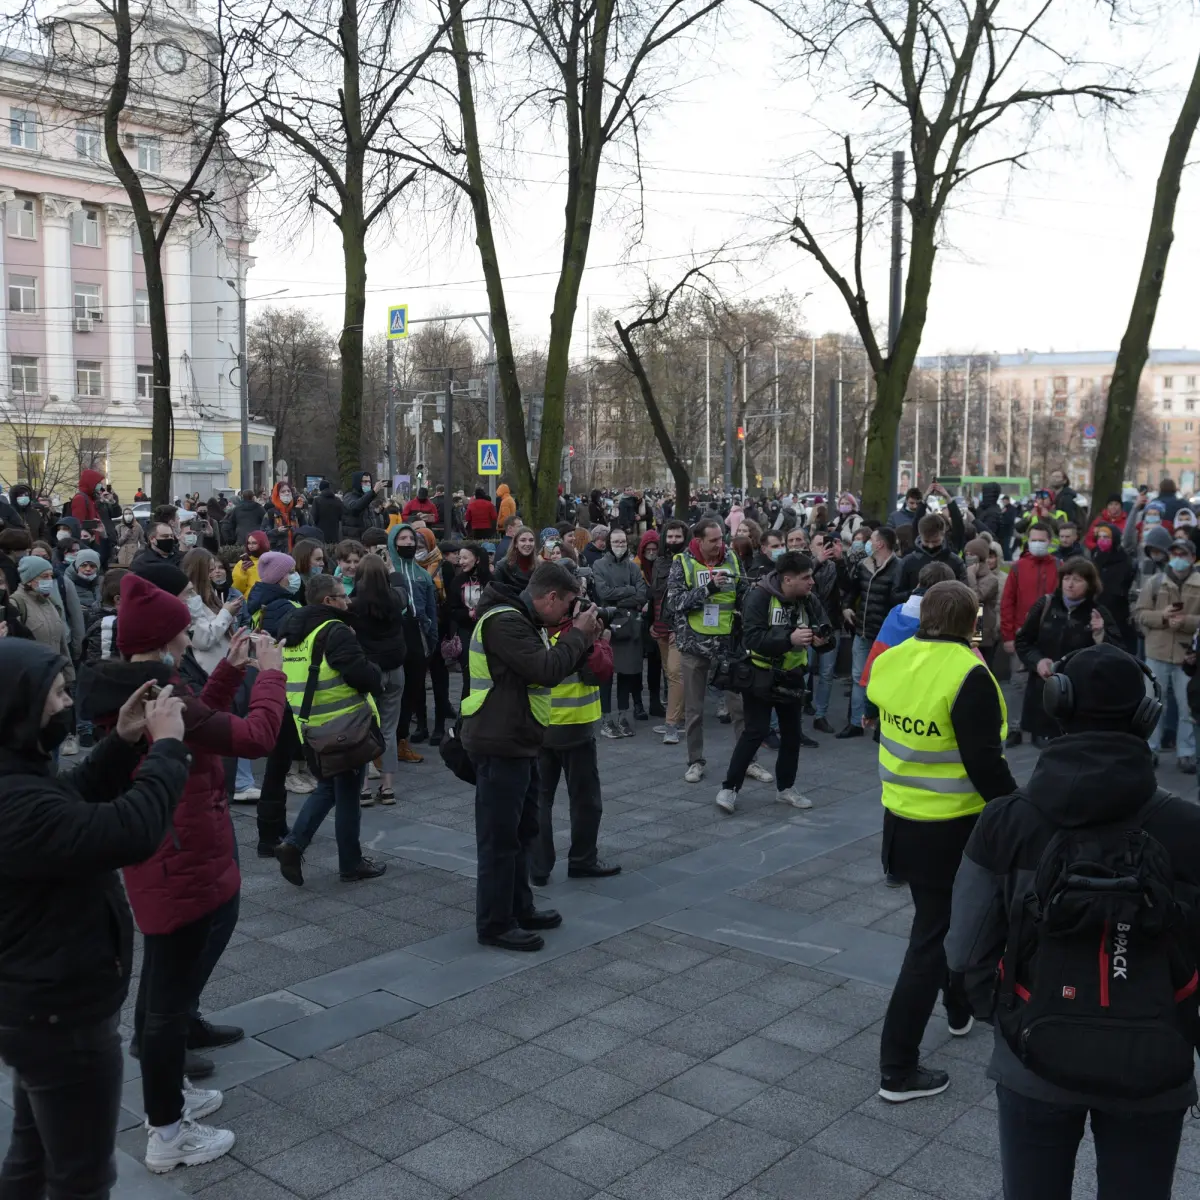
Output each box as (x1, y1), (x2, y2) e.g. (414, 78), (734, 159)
(1136, 536), (1200, 771)
(1171, 505), (1200, 559)
(232, 529), (270, 598)
(636, 530), (666, 720)
(402, 487), (438, 526)
(0, 640), (190, 1199)
(897, 513), (967, 601)
(465, 486), (498, 538)
(388, 523), (438, 755)
(587, 488), (607, 527)
(220, 489), (265, 545)
(1015, 558), (1119, 746)
(70, 467), (105, 527)
(592, 526), (649, 736)
(340, 471), (386, 539)
(581, 524), (608, 567)
(311, 480), (344, 543)
(5, 483), (45, 541)
(414, 527), (455, 746)
(86, 575), (286, 1172)
(496, 482), (517, 529)
(66, 546), (102, 618)
(963, 537), (1000, 666)
(970, 482), (1004, 539)
(116, 503), (147, 566)
(245, 552), (303, 638)
(1084, 493), (1128, 549)
(947, 644), (1200, 1198)
(715, 552), (831, 815)
(261, 481), (300, 552)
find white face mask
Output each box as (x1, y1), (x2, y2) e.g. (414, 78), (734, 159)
(1028, 541), (1051, 557)
(611, 545), (627, 559)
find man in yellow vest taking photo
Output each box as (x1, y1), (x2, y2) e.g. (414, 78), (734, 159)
(865, 580), (1015, 1104)
(461, 561), (602, 951)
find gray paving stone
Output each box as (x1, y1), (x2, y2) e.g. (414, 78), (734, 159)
(316, 1030), (405, 1071)
(728, 1087), (843, 1143)
(672, 1117), (792, 1184)
(335, 1098), (457, 1160)
(257, 991), (422, 1058)
(759, 1010), (860, 1053)
(606, 1154), (741, 1200)
(227, 1098), (325, 1165)
(351, 1044), (460, 1094)
(413, 1068), (522, 1122)
(780, 1056), (880, 1110)
(659, 1063), (767, 1115)
(473, 1042), (580, 1089)
(278, 1072), (393, 1125)
(468, 1093), (589, 1155)
(599, 1091), (717, 1149)
(891, 1141), (1001, 1200)
(480, 996), (579, 1040)
(245, 1056), (344, 1103)
(936, 1105), (1003, 1161)
(590, 994), (681, 1034)
(537, 1122), (657, 1188)
(536, 979), (627, 1015)
(754, 1146), (879, 1199)
(711, 1036), (815, 1083)
(320, 1164), (451, 1200)
(255, 1131), (385, 1199)
(533, 1016), (632, 1062)
(398, 1128), (522, 1193)
(536, 1065), (645, 1118)
(418, 1021), (522, 1068)
(593, 1038), (699, 1089)
(458, 1156), (595, 1200)
(647, 1009), (749, 1058)
(172, 1170), (294, 1200)
(207, 990), (325, 1037)
(810, 1112), (928, 1175)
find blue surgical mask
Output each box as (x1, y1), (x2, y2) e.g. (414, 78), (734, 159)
(309, 563), (323, 576)
(286, 571), (302, 593)
(36, 578), (53, 596)
(65, 553), (76, 564)
(1170, 556), (1191, 573)
(15, 496), (29, 508)
(770, 547), (785, 560)
(161, 651), (176, 669)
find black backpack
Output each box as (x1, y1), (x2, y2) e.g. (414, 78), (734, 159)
(996, 790), (1200, 1099)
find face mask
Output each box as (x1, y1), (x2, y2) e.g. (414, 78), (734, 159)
(78, 570), (97, 582)
(838, 503), (853, 514)
(309, 562), (323, 576)
(1145, 513), (1162, 526)
(396, 544), (417, 560)
(279, 492), (292, 505)
(16, 496), (29, 508)
(156, 538), (177, 557)
(666, 540), (684, 554)
(161, 651), (176, 670)
(1096, 536), (1113, 551)
(212, 571), (227, 587)
(39, 709), (72, 754)
(285, 571), (302, 593)
(56, 530), (71, 542)
(65, 553), (76, 564)
(1170, 557), (1192, 573)
(770, 547), (785, 561)
(611, 546), (627, 560)
(36, 578), (54, 596)
(1028, 541), (1050, 557)
(123, 513), (134, 524)
(183, 533), (197, 548)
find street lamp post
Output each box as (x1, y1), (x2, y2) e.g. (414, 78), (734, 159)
(226, 280), (288, 492)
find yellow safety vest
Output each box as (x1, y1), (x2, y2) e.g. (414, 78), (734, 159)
(460, 605), (552, 726)
(866, 637), (1007, 821)
(281, 618), (379, 742)
(680, 551), (741, 635)
(749, 595), (808, 672)
(547, 631), (601, 725)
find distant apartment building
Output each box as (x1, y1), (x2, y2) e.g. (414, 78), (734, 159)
(0, 0), (273, 502)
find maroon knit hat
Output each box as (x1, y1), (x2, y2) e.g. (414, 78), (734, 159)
(117, 573), (191, 656)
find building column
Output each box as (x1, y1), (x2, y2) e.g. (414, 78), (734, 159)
(40, 194), (82, 411)
(104, 206), (138, 413)
(0, 187), (13, 408)
(163, 219), (194, 404)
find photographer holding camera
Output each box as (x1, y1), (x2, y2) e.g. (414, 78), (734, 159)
(715, 552), (830, 814)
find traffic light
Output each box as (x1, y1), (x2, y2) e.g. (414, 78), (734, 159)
(737, 426), (745, 441)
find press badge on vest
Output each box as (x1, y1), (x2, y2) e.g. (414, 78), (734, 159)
(703, 604), (721, 627)
(696, 569), (711, 588)
(770, 606), (787, 625)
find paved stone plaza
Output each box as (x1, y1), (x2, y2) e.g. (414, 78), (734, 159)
(6, 677), (1200, 1199)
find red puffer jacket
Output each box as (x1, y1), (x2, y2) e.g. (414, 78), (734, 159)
(999, 552), (1060, 643)
(89, 658), (286, 935)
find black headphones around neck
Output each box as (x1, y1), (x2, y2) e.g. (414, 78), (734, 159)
(1041, 647), (1163, 739)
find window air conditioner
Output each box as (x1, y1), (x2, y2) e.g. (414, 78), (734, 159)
(89, 310), (103, 321)
(75, 316), (93, 333)
(124, 132), (136, 147)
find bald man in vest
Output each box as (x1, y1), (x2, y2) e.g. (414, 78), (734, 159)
(865, 581), (1015, 1104)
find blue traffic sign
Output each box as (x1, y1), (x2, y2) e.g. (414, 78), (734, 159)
(1083, 423), (1097, 439)
(387, 305), (408, 339)
(478, 439), (502, 475)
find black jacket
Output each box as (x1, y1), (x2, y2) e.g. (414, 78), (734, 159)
(311, 490), (344, 543)
(0, 641), (191, 1027)
(278, 604), (381, 697)
(221, 497), (265, 545)
(460, 583), (593, 758)
(947, 732), (1200, 1111)
(340, 473), (382, 539)
(349, 590), (408, 672)
(897, 540), (967, 601)
(742, 574), (831, 688)
(747, 550), (776, 580)
(844, 553), (905, 641)
(973, 483), (1004, 539)
(449, 560), (492, 635)
(130, 545), (181, 572)
(1091, 545), (1137, 637)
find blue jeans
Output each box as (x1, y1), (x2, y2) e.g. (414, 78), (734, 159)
(285, 766), (367, 875)
(811, 637), (838, 718)
(1146, 659), (1194, 756)
(849, 634), (871, 727)
(235, 758), (255, 790)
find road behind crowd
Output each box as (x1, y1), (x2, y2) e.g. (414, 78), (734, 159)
(11, 672), (1200, 1200)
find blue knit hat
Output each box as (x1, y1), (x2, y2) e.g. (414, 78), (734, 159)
(18, 556), (52, 584)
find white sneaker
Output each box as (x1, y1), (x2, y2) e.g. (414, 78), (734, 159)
(684, 762), (705, 783)
(367, 762), (381, 779)
(231, 787), (260, 803)
(746, 762), (774, 784)
(948, 1014), (975, 1038)
(662, 726), (680, 746)
(285, 771), (316, 794)
(182, 1081), (223, 1122)
(145, 1119), (235, 1173)
(715, 787), (738, 814)
(600, 720), (622, 740)
(777, 787), (813, 809)
(60, 734), (79, 757)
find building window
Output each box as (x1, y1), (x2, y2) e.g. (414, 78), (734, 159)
(76, 123), (102, 161)
(10, 356), (38, 394)
(5, 196), (35, 239)
(1189, 376), (1197, 389)
(19, 436), (47, 482)
(76, 360), (103, 397)
(1188, 400), (1196, 413)
(136, 136), (161, 173)
(136, 365), (153, 399)
(1186, 422), (1195, 432)
(9, 107), (36, 150)
(7, 274), (36, 314)
(135, 289), (150, 325)
(74, 282), (102, 320)
(70, 206), (101, 248)
(1164, 376), (1175, 390)
(1053, 376), (1067, 395)
(1164, 399), (1173, 413)
(140, 439), (154, 455)
(1163, 421), (1172, 432)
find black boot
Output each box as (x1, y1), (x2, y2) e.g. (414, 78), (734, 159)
(410, 724), (430, 745)
(429, 721), (445, 747)
(649, 699), (666, 718)
(632, 700), (648, 722)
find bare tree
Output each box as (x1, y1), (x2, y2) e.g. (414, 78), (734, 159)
(1092, 49), (1200, 513)
(764, 0), (1133, 519)
(252, 0), (452, 483)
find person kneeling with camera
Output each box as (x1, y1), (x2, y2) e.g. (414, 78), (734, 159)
(715, 552), (832, 815)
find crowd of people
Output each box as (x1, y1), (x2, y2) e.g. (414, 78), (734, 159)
(2, 463), (1200, 1198)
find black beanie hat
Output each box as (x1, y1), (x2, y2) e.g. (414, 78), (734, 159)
(1059, 644), (1150, 732)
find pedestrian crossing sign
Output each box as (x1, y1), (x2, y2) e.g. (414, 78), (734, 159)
(478, 439), (502, 475)
(387, 305), (408, 340)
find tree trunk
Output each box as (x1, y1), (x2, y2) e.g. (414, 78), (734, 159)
(337, 209), (367, 484)
(1092, 49), (1200, 512)
(614, 320), (691, 502)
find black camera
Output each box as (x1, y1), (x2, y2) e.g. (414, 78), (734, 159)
(812, 622), (833, 641)
(595, 606), (621, 625)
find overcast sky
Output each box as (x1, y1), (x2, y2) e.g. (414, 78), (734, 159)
(243, 3), (1200, 362)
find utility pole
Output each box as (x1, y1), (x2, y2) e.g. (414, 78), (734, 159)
(984, 358), (992, 477)
(1006, 379), (1013, 477)
(741, 335), (748, 495)
(808, 338), (816, 490)
(773, 343), (780, 492)
(914, 372), (920, 484)
(936, 356), (943, 477)
(385, 340), (395, 482)
(962, 357), (972, 475)
(705, 338), (711, 484)
(826, 375), (838, 495)
(887, 150), (905, 506)
(488, 318), (497, 501)
(723, 355), (733, 486)
(444, 366), (455, 518)
(1027, 382), (1035, 478)
(837, 349), (844, 496)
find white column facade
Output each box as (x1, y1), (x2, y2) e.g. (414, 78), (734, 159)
(163, 221), (193, 403)
(0, 187), (13, 408)
(104, 206), (138, 412)
(39, 194), (82, 411)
